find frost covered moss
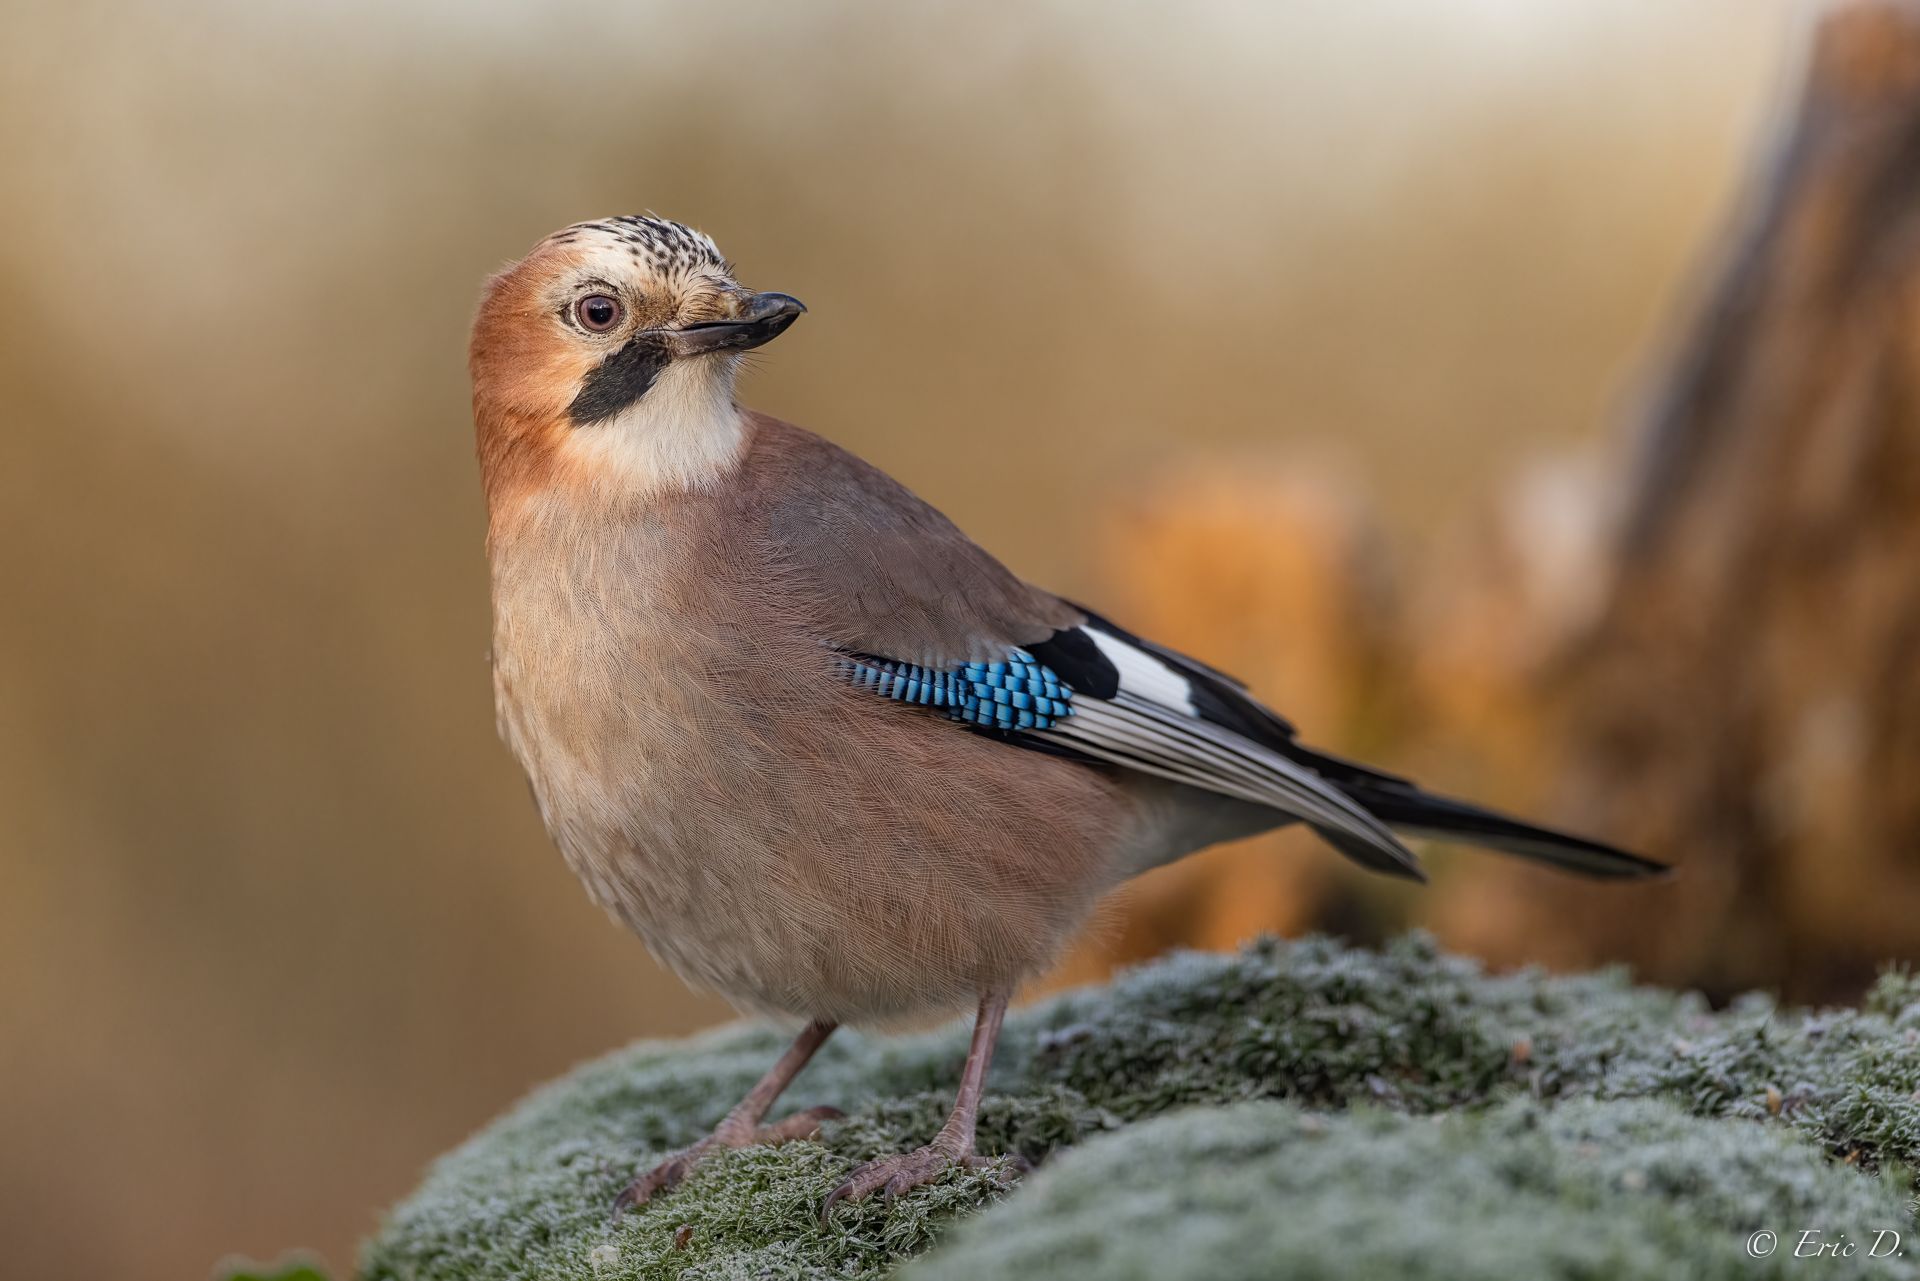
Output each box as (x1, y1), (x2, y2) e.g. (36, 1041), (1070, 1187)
(356, 935), (1920, 1281)
(911, 1098), (1920, 1281)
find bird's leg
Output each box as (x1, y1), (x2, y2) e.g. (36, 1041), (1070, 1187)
(613, 1019), (842, 1218)
(822, 991), (1019, 1220)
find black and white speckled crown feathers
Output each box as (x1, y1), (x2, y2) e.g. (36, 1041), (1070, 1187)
(542, 215), (732, 278)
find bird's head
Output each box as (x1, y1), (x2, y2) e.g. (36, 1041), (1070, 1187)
(470, 215), (804, 508)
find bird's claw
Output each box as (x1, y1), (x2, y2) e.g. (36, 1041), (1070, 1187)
(612, 1105), (845, 1221)
(821, 1146), (1026, 1222)
(613, 1139), (715, 1219)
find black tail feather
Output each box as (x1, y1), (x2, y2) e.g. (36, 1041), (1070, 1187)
(1339, 779), (1669, 881)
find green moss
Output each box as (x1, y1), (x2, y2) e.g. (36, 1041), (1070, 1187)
(909, 1099), (1919, 1281)
(357, 935), (1920, 1281)
(217, 1257), (333, 1281)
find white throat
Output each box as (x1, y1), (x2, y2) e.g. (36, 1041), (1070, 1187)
(566, 358), (747, 497)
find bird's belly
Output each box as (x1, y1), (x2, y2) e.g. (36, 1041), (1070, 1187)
(490, 572), (1129, 1028)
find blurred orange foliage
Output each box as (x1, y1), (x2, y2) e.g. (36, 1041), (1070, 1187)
(1036, 8), (1920, 1009)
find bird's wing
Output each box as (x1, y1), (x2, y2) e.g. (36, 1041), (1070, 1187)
(831, 619), (1423, 880)
(746, 418), (1422, 877)
(751, 414), (1079, 668)
(751, 415), (1660, 882)
(1021, 618), (1426, 880)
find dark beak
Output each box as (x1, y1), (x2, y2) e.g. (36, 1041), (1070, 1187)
(665, 292), (807, 357)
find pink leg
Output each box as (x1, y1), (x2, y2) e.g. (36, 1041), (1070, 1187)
(613, 1020), (842, 1218)
(821, 992), (1022, 1220)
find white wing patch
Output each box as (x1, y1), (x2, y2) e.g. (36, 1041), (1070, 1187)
(1084, 627), (1196, 714)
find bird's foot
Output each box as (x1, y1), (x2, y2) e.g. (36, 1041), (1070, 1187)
(613, 1105), (845, 1218)
(821, 1144), (1026, 1220)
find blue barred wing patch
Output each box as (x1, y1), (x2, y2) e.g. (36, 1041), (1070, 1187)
(839, 650), (1074, 731)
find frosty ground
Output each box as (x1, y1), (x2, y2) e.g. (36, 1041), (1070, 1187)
(349, 934), (1920, 1280)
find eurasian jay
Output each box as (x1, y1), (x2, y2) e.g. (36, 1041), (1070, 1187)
(469, 216), (1666, 1218)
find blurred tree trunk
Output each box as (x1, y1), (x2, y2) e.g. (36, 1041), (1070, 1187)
(1447, 1), (1920, 1003)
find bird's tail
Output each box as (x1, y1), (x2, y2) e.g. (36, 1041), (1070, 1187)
(1336, 776), (1668, 880)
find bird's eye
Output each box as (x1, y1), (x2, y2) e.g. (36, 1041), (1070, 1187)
(575, 294), (624, 332)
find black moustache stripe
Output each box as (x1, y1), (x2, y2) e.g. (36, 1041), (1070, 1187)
(568, 335), (671, 426)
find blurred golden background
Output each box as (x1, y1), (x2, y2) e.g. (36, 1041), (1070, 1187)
(0, 1), (1837, 1278)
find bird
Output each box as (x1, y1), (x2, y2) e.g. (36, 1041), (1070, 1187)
(469, 214), (1668, 1219)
